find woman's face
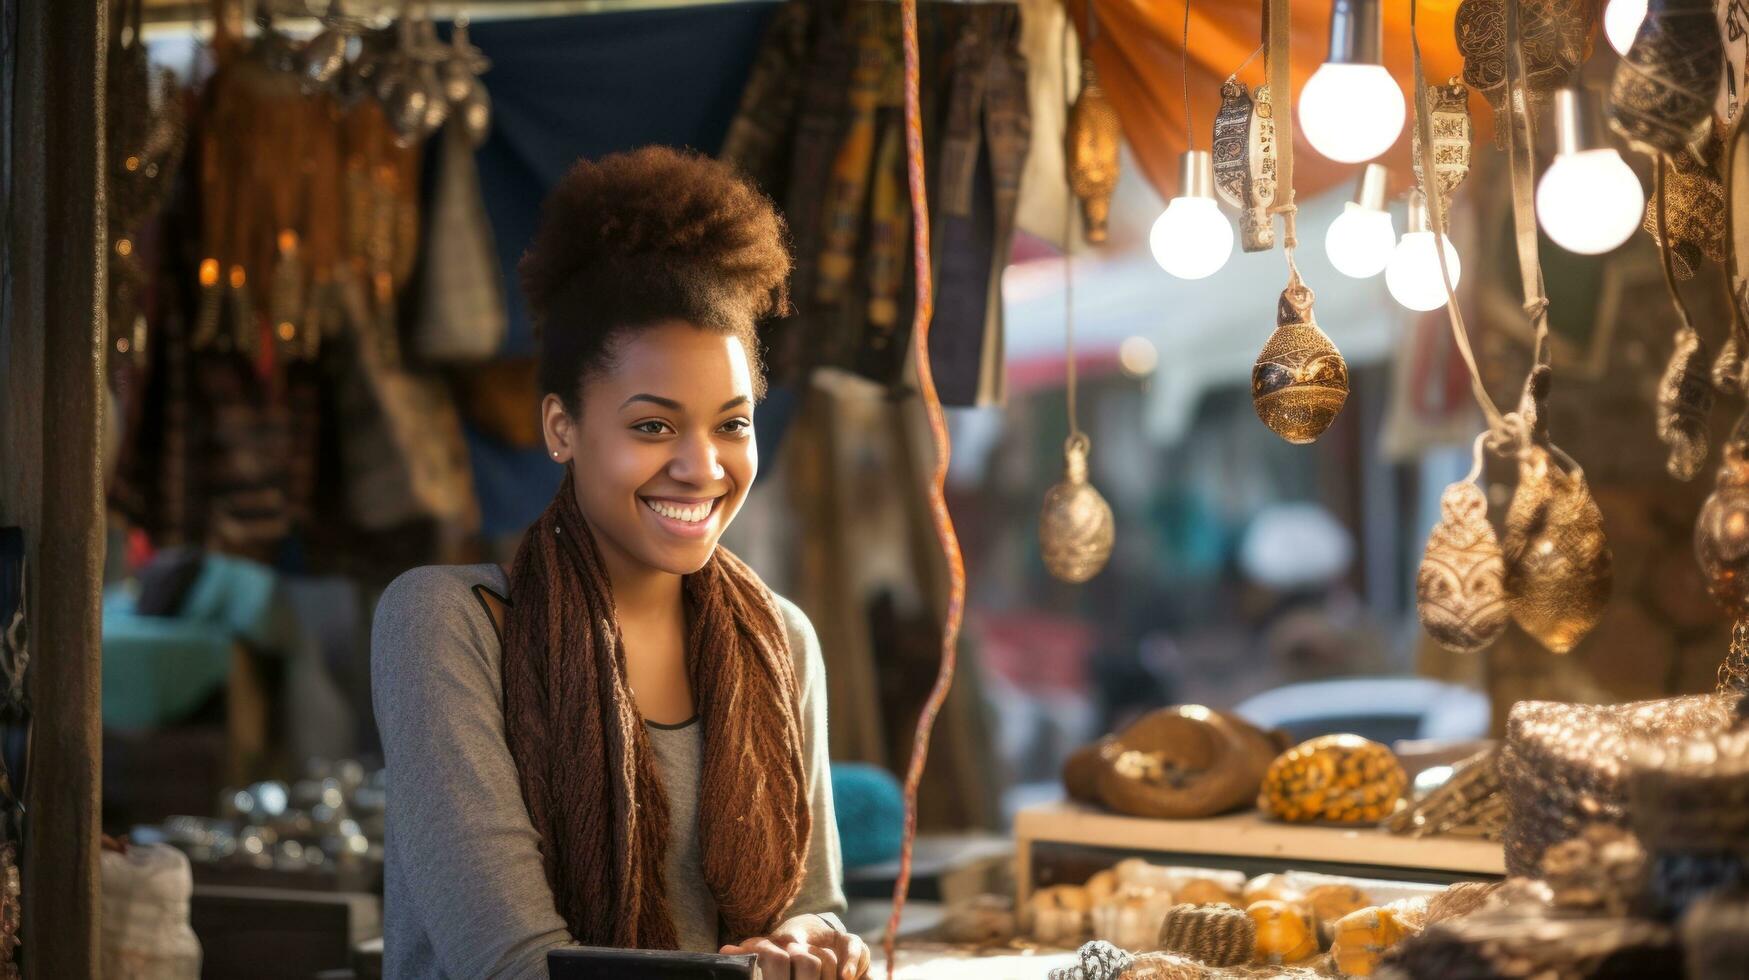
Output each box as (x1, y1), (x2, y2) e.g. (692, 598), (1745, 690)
(543, 321), (758, 577)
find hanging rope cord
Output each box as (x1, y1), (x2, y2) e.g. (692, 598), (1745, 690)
(882, 0), (969, 974)
(1062, 4), (1088, 442)
(1182, 0), (1193, 149)
(1264, 0), (1306, 292)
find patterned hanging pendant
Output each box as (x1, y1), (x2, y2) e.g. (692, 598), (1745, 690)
(1411, 77), (1473, 223)
(1455, 0), (1591, 143)
(1212, 79), (1251, 210)
(1243, 84), (1277, 253)
(1657, 325), (1716, 480)
(1067, 56), (1122, 245)
(1608, 0), (1723, 155)
(1643, 129), (1727, 280)
(1695, 408), (1749, 613)
(1714, 334), (1745, 396)
(1039, 435), (1115, 583)
(1418, 480), (1509, 653)
(1502, 443), (1613, 654)
(1252, 283), (1349, 444)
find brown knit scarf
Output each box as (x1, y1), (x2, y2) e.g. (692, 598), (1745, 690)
(499, 472), (811, 949)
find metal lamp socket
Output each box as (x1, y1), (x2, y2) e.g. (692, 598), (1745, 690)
(1404, 187), (1431, 234)
(1552, 86), (1605, 158)
(1354, 162), (1389, 212)
(1178, 149), (1215, 200)
(1328, 0), (1384, 65)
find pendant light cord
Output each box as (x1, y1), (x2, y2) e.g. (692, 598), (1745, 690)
(1182, 0), (1192, 150)
(883, 0), (967, 974)
(1655, 158), (1697, 335)
(1265, 0), (1302, 287)
(1063, 4), (1082, 441)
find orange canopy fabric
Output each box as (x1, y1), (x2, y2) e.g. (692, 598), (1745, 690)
(1068, 0), (1471, 203)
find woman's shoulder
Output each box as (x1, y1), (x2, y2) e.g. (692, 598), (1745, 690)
(372, 564), (511, 684)
(768, 592), (823, 679)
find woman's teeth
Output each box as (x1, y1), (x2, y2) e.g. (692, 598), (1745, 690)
(644, 498), (713, 523)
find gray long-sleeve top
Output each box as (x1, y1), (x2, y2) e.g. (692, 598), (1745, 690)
(371, 564), (847, 979)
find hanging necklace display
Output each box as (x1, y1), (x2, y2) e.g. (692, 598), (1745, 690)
(1253, 0), (1347, 443)
(1040, 10), (1115, 584)
(1607, 0), (1724, 156)
(1418, 435), (1508, 654)
(1500, 368), (1613, 654)
(1453, 0), (1590, 143)
(1653, 158), (1717, 480)
(1410, 76), (1473, 223)
(1066, 38), (1121, 245)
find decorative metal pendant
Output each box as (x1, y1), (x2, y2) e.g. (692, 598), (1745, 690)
(1067, 56), (1122, 245)
(1695, 409), (1749, 614)
(1502, 444), (1613, 654)
(1455, 0), (1590, 143)
(1243, 84), (1277, 253)
(1714, 334), (1745, 396)
(1608, 0), (1723, 155)
(1412, 77), (1473, 223)
(1418, 481), (1508, 654)
(1212, 80), (1251, 210)
(1039, 434), (1115, 583)
(1643, 130), (1726, 280)
(1252, 283), (1348, 444)
(1657, 325), (1715, 480)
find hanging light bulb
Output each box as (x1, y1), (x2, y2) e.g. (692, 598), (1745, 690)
(1150, 150), (1234, 280)
(1386, 189), (1462, 312)
(1603, 0), (1647, 56)
(1299, 0), (1404, 163)
(1325, 163), (1396, 278)
(1536, 87), (1645, 255)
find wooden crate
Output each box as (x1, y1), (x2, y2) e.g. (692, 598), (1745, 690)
(1014, 802), (1505, 906)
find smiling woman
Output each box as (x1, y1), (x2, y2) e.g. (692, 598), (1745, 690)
(371, 146), (869, 980)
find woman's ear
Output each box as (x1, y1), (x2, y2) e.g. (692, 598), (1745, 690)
(541, 393), (574, 463)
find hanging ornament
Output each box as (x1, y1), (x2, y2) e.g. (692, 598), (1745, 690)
(1410, 76), (1473, 223)
(1418, 463), (1508, 654)
(1039, 435), (1115, 583)
(1501, 369), (1613, 654)
(1694, 408), (1749, 614)
(1643, 129), (1727, 280)
(1455, 0), (1590, 143)
(1212, 80), (1252, 210)
(1243, 84), (1278, 253)
(1067, 56), (1121, 245)
(1607, 0), (1723, 155)
(1714, 334), (1745, 396)
(1252, 283), (1349, 444)
(1657, 325), (1715, 480)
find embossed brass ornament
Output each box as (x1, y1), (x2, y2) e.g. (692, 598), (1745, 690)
(1658, 325), (1715, 480)
(1608, 0), (1724, 155)
(1694, 409), (1749, 614)
(1411, 76), (1473, 222)
(1502, 372), (1613, 654)
(1244, 84), (1278, 253)
(1039, 434), (1115, 583)
(1644, 129), (1727, 280)
(1418, 478), (1508, 653)
(1252, 283), (1348, 443)
(1067, 56), (1122, 244)
(1212, 79), (1252, 211)
(1455, 0), (1591, 143)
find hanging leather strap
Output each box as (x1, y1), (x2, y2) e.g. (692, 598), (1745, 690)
(1725, 107), (1749, 348)
(1266, 0), (1296, 252)
(1501, 0), (1552, 368)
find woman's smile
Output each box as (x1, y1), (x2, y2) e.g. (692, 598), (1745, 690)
(640, 494), (724, 538)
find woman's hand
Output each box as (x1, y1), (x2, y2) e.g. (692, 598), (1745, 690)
(719, 914), (870, 980)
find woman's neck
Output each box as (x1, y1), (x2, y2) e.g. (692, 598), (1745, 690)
(595, 535), (684, 622)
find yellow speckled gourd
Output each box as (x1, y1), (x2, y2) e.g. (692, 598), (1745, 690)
(1247, 899), (1319, 964)
(1259, 734), (1407, 824)
(1306, 883), (1370, 926)
(1330, 905), (1411, 977)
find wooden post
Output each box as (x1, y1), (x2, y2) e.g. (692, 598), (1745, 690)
(2, 0), (107, 976)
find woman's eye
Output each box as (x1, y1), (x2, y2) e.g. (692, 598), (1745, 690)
(719, 418), (752, 435)
(633, 420), (672, 436)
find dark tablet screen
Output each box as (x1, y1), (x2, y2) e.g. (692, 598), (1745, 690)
(547, 946), (760, 979)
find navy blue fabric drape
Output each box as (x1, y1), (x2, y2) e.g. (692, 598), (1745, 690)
(448, 3), (779, 536)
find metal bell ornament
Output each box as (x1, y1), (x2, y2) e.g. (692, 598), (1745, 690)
(1500, 371), (1612, 654)
(1694, 408), (1749, 614)
(1067, 56), (1122, 245)
(1657, 325), (1715, 481)
(1418, 464), (1508, 654)
(1608, 0), (1723, 155)
(1252, 282), (1349, 444)
(1212, 80), (1252, 211)
(1213, 79), (1275, 253)
(1039, 434), (1115, 583)
(1455, 0), (1590, 143)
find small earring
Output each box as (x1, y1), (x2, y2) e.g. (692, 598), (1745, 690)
(552, 450), (560, 459)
